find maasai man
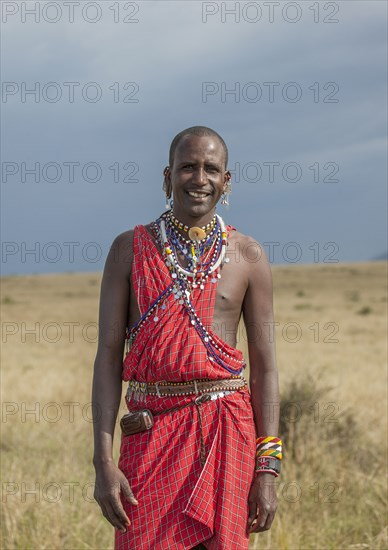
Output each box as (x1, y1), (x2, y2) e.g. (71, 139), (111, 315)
(92, 126), (281, 550)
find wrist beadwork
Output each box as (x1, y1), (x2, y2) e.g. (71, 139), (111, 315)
(255, 456), (281, 477)
(256, 436), (283, 460)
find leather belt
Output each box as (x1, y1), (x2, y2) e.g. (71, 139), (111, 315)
(126, 376), (247, 400)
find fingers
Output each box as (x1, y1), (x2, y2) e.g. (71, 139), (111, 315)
(254, 506), (273, 532)
(105, 499), (129, 533)
(249, 506), (276, 534)
(95, 479), (137, 533)
(94, 463), (141, 534)
(246, 498), (277, 534)
(121, 479), (139, 506)
(246, 476), (278, 535)
(256, 501), (270, 531)
(246, 501), (258, 534)
(96, 493), (130, 533)
(110, 494), (131, 532)
(263, 510), (275, 531)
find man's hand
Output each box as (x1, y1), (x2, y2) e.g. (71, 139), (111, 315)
(246, 473), (278, 534)
(94, 461), (138, 533)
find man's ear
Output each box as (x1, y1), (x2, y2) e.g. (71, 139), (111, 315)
(163, 166), (172, 198)
(223, 170), (231, 190)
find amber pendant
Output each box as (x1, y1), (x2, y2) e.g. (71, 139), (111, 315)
(188, 227), (206, 241)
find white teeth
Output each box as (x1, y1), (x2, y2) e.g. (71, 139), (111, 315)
(188, 191), (209, 198)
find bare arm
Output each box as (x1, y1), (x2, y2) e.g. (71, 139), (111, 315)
(92, 231), (138, 533)
(242, 238), (279, 534)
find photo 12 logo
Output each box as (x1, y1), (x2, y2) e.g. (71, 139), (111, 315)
(1, 2), (140, 24)
(1, 82), (140, 103)
(229, 160), (339, 184)
(201, 2), (340, 24)
(202, 81), (339, 103)
(1, 241), (104, 266)
(222, 239), (340, 264)
(1, 161), (140, 184)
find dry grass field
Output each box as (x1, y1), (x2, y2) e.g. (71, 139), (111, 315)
(1, 261), (387, 549)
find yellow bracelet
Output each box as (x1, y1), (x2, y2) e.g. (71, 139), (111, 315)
(255, 436), (283, 460)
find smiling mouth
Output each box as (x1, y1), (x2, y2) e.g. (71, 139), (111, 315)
(186, 191), (212, 199)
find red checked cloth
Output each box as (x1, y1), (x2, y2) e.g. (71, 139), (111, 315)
(115, 223), (256, 550)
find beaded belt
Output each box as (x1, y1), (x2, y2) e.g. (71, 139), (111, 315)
(126, 375), (247, 401)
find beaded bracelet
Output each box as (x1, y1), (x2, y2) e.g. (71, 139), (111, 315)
(256, 436), (283, 460)
(255, 456), (281, 477)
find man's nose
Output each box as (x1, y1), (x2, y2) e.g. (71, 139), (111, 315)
(193, 167), (208, 185)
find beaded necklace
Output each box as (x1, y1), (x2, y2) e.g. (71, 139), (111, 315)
(169, 211), (217, 235)
(163, 220), (222, 281)
(159, 211), (228, 281)
(125, 211), (244, 374)
(165, 212), (218, 251)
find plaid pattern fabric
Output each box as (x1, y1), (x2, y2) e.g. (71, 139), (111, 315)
(115, 223), (256, 550)
(122, 225), (245, 383)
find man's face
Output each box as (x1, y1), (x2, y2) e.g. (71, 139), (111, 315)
(166, 135), (229, 222)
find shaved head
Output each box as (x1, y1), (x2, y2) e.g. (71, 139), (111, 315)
(169, 126), (228, 168)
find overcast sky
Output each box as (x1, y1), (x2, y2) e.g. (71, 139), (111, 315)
(1, 0), (387, 275)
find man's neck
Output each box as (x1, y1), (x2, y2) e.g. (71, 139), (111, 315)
(170, 209), (217, 231)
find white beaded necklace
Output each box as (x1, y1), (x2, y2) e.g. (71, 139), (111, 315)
(159, 214), (228, 279)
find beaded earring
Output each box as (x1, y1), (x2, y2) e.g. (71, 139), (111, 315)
(221, 179), (232, 208)
(162, 166), (171, 210)
(162, 166), (171, 209)
(162, 180), (169, 209)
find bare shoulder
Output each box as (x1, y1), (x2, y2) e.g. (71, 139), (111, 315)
(104, 229), (135, 282)
(110, 229), (135, 260)
(230, 228), (259, 247)
(229, 229), (271, 278)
